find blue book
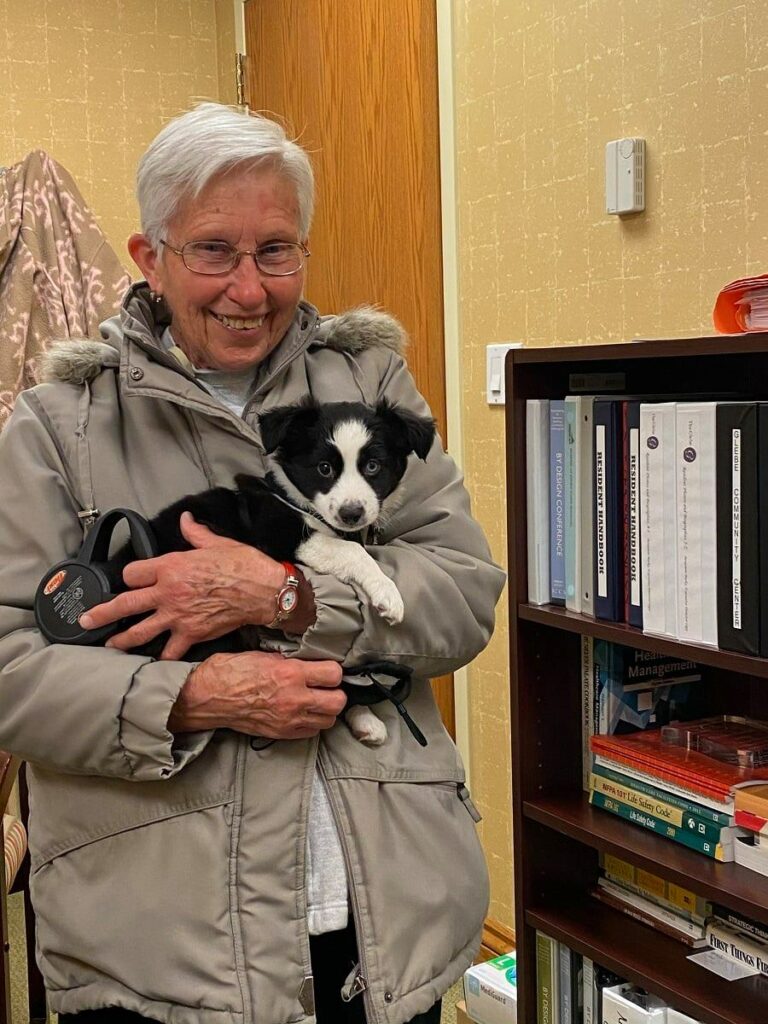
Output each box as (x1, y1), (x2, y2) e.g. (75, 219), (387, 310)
(564, 399), (580, 611)
(549, 400), (566, 603)
(593, 399), (623, 621)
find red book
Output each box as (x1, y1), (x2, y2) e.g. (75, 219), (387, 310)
(590, 729), (768, 803)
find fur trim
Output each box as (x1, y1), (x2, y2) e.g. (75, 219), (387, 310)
(41, 340), (119, 385)
(320, 306), (407, 356)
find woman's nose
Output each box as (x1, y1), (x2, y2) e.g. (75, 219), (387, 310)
(226, 254), (268, 304)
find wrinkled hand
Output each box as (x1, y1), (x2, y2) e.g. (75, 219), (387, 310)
(168, 651), (346, 739)
(78, 512), (288, 660)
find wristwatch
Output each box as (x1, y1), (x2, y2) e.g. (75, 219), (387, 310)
(267, 562), (301, 629)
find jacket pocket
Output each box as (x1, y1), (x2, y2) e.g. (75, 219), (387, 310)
(28, 736), (244, 1012)
(328, 774), (489, 1004)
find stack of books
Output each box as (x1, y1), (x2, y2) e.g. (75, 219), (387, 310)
(588, 717), (768, 861)
(525, 396), (768, 656)
(591, 853), (711, 948)
(732, 781), (768, 876)
(704, 904), (768, 978)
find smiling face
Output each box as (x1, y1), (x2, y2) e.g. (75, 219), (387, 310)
(128, 166), (305, 371)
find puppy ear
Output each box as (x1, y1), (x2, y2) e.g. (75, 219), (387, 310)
(259, 399), (318, 454)
(376, 399), (436, 461)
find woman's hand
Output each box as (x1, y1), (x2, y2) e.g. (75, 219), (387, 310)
(168, 651), (346, 739)
(78, 512), (316, 659)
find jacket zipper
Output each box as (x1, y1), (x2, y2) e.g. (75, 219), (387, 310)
(316, 759), (375, 1021)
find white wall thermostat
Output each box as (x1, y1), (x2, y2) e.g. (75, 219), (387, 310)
(605, 137), (645, 215)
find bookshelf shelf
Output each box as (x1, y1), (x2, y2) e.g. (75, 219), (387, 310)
(525, 897), (766, 1024)
(518, 603), (768, 679)
(506, 337), (768, 1024)
(524, 793), (768, 926)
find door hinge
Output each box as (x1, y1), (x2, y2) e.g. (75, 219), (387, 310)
(235, 52), (248, 109)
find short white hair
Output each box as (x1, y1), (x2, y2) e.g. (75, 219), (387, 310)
(136, 102), (315, 249)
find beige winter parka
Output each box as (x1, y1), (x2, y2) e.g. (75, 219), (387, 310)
(0, 284), (505, 1024)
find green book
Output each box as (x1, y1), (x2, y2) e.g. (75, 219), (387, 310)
(536, 930), (559, 1024)
(591, 760), (732, 827)
(589, 789), (734, 861)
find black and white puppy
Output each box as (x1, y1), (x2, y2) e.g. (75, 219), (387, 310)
(112, 398), (435, 744)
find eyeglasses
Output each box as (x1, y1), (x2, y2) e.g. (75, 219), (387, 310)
(160, 239), (310, 277)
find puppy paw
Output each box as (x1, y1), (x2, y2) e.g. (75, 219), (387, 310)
(369, 577), (404, 624)
(346, 706), (388, 746)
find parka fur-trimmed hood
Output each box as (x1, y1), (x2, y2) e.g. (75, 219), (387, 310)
(42, 298), (407, 386)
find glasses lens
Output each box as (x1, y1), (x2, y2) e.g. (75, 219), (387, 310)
(182, 241), (236, 274)
(256, 242), (304, 276)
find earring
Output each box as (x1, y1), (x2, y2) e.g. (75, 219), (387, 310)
(149, 290), (164, 305)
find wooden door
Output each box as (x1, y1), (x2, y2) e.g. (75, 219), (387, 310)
(244, 0), (453, 733)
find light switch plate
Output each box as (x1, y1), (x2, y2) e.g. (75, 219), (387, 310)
(487, 343), (523, 405)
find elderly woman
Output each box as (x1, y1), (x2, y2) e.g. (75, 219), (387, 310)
(0, 104), (505, 1024)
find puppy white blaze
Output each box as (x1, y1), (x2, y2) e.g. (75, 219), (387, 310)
(316, 419), (380, 530)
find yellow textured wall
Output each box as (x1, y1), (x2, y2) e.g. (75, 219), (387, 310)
(0, 0), (238, 269)
(453, 0), (768, 930)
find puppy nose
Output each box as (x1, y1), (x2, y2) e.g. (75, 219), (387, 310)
(339, 502), (365, 526)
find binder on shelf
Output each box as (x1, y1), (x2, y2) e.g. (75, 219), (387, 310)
(549, 400), (566, 604)
(564, 397), (582, 614)
(640, 402), (678, 638)
(593, 399), (624, 621)
(623, 400), (642, 628)
(526, 399), (550, 605)
(577, 396), (595, 616)
(675, 402), (718, 647)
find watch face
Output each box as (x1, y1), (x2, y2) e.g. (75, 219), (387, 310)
(279, 587), (298, 614)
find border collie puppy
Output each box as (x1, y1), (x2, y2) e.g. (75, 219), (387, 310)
(113, 398), (436, 744)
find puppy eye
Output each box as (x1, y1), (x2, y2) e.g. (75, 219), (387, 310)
(364, 459), (381, 476)
(317, 461), (333, 477)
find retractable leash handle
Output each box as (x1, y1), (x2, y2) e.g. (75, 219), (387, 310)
(342, 661), (428, 747)
(34, 508), (158, 646)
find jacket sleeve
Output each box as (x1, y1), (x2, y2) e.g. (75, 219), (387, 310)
(0, 391), (212, 779)
(293, 352), (506, 675)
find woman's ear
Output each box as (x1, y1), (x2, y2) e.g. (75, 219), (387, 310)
(128, 234), (162, 291)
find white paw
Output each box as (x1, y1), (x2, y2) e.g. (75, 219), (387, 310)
(346, 706), (388, 746)
(368, 576), (404, 624)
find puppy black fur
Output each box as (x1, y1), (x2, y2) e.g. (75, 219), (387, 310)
(106, 398), (435, 660)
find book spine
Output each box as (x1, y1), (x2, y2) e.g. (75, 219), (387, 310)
(593, 753), (732, 815)
(711, 904), (768, 944)
(581, 635), (595, 791)
(594, 399), (624, 621)
(759, 404), (768, 657)
(564, 397), (581, 613)
(589, 789), (732, 860)
(579, 397), (596, 616)
(559, 941), (572, 1024)
(625, 401), (643, 627)
(716, 403), (759, 654)
(592, 762), (732, 825)
(596, 878), (706, 941)
(527, 400), (551, 605)
(550, 400), (567, 604)
(590, 773), (729, 840)
(676, 402), (719, 646)
(640, 402), (677, 638)
(569, 949), (582, 1022)
(536, 930), (559, 1024)
(582, 956), (595, 1024)
(705, 920), (768, 975)
(591, 886), (705, 947)
(601, 851), (712, 920)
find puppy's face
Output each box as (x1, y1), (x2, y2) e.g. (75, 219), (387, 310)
(260, 400), (435, 533)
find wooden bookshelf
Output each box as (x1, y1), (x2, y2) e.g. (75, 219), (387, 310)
(505, 333), (768, 1024)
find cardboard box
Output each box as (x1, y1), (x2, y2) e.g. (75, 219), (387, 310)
(602, 984), (667, 1024)
(456, 999), (474, 1024)
(463, 952), (517, 1024)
